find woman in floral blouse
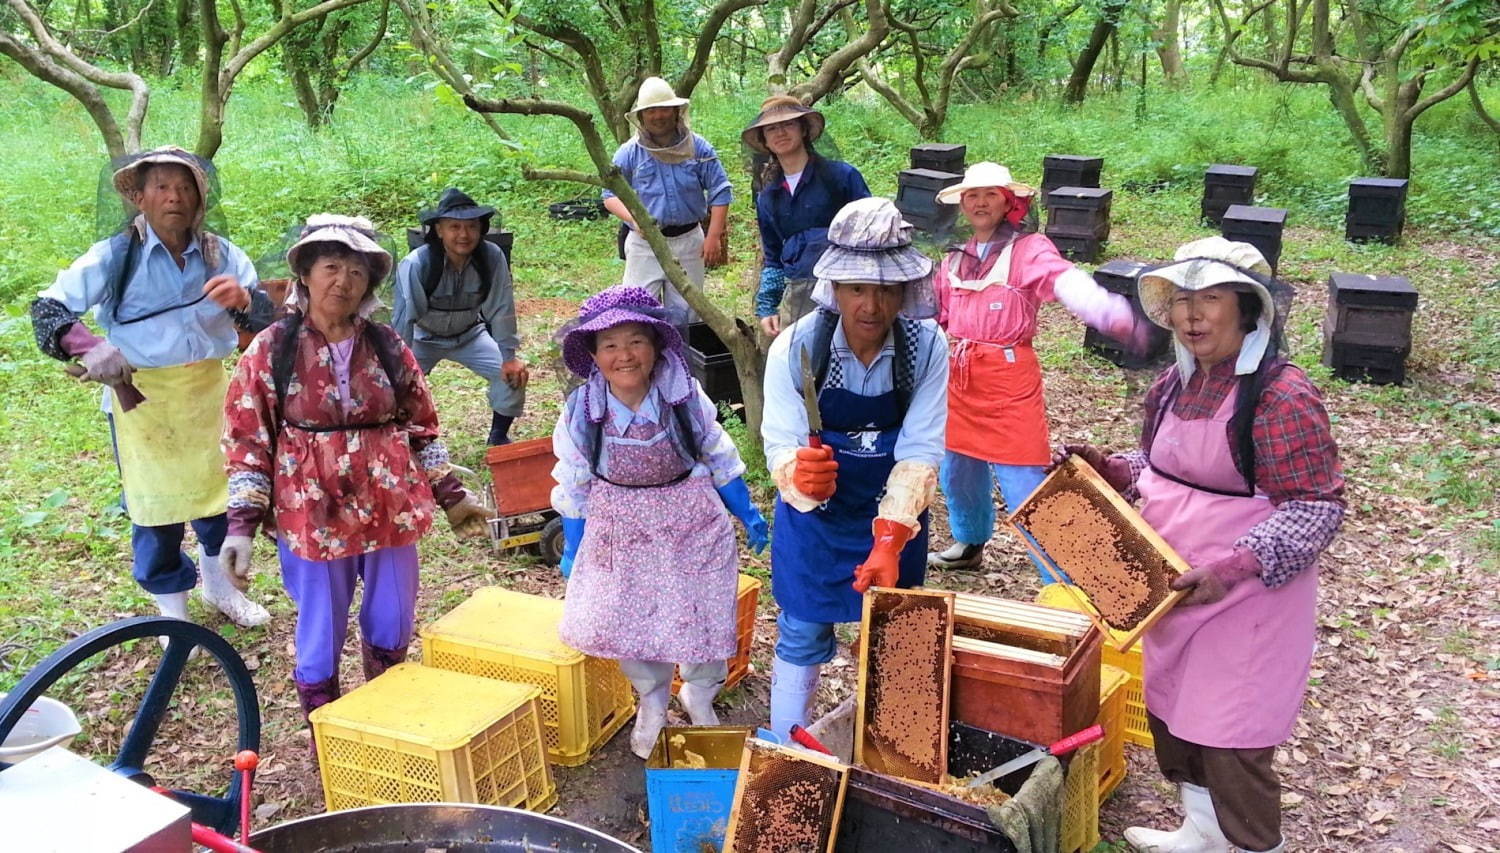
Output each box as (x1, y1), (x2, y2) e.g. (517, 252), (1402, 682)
(219, 214), (489, 747)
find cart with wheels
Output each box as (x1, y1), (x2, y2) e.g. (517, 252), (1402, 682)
(483, 437), (565, 565)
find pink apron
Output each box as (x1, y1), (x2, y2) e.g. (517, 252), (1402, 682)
(1138, 384), (1318, 749)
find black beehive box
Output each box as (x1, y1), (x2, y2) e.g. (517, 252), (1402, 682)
(1083, 259), (1171, 369)
(911, 143), (966, 174)
(1048, 234), (1103, 264)
(1202, 165), (1258, 226)
(1041, 155), (1103, 202)
(406, 227), (514, 266)
(684, 323), (743, 410)
(1322, 272), (1417, 384)
(895, 168), (963, 233)
(1345, 178), (1408, 244)
(1220, 205), (1287, 272)
(1045, 187), (1113, 241)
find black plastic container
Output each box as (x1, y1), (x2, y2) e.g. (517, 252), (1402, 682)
(1345, 178), (1408, 244)
(1202, 165), (1257, 226)
(1041, 155), (1103, 205)
(405, 227), (515, 266)
(1045, 187), (1113, 241)
(1048, 233), (1103, 264)
(1220, 204), (1287, 272)
(684, 323), (743, 410)
(896, 168), (964, 233)
(1322, 272), (1418, 385)
(1325, 342), (1409, 385)
(1083, 259), (1171, 369)
(911, 143), (967, 174)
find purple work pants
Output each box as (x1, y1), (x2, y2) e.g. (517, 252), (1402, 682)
(278, 540), (420, 683)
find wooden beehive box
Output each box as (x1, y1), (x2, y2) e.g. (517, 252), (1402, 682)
(855, 588), (955, 785)
(910, 142), (966, 174)
(1045, 187), (1113, 242)
(1041, 154), (1103, 201)
(894, 168), (962, 233)
(1007, 457), (1188, 652)
(1220, 204), (1287, 272)
(725, 738), (848, 853)
(947, 595), (1103, 745)
(1202, 164), (1257, 226)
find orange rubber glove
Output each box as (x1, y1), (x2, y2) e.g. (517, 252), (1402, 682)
(792, 445), (838, 503)
(853, 518), (912, 593)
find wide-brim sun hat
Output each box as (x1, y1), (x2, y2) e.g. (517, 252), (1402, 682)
(284, 214), (393, 318)
(629, 76), (690, 114)
(740, 95), (826, 154)
(559, 285), (688, 378)
(810, 197), (937, 319)
(420, 187), (496, 231)
(1137, 236), (1275, 331)
(935, 162), (1037, 205)
(110, 146), (215, 230)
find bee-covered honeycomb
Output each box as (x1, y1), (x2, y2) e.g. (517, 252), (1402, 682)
(1011, 461), (1182, 630)
(859, 590), (952, 784)
(726, 740), (844, 853)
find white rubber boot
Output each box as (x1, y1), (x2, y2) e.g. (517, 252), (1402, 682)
(926, 541), (985, 570)
(620, 660), (674, 760)
(769, 656), (822, 742)
(1124, 783), (1231, 853)
(1235, 843), (1284, 853)
(152, 592), (198, 658)
(197, 548), (270, 627)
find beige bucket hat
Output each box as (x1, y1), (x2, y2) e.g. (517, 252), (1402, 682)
(629, 77), (690, 114)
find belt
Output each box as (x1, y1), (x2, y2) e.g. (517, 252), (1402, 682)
(660, 222), (701, 238)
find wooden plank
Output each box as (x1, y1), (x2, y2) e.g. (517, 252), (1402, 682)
(1007, 456), (1190, 652)
(951, 635), (1067, 668)
(855, 587), (955, 785)
(724, 738), (848, 853)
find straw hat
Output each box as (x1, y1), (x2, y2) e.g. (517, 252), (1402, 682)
(629, 77), (690, 114)
(740, 95), (825, 154)
(935, 162), (1036, 205)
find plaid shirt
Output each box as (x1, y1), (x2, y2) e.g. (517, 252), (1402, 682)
(1118, 358), (1345, 588)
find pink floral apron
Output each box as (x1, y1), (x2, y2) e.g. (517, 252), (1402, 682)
(558, 417), (738, 663)
(1138, 385), (1319, 749)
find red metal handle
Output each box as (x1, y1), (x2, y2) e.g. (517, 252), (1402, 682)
(234, 750), (259, 845)
(788, 724), (834, 755)
(807, 433), (823, 449)
(1047, 724), (1105, 756)
(191, 822), (261, 853)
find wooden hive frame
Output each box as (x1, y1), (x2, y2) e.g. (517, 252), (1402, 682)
(1007, 456), (1189, 652)
(855, 587), (955, 785)
(952, 593), (1095, 657)
(724, 738), (849, 853)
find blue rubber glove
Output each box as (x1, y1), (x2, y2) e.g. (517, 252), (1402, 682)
(715, 477), (770, 555)
(754, 266), (786, 318)
(560, 516), (586, 578)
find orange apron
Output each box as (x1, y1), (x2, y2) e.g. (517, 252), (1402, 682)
(943, 249), (1051, 466)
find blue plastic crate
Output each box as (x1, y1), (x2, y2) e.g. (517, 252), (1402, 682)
(644, 726), (752, 853)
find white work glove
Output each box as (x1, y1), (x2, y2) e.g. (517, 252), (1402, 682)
(219, 535), (254, 591)
(445, 491), (492, 540)
(79, 340), (134, 386)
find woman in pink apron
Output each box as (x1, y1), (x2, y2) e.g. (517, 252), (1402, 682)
(551, 286), (768, 759)
(1056, 237), (1344, 852)
(925, 162), (1148, 577)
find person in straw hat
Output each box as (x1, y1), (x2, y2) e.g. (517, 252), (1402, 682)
(760, 197), (950, 741)
(602, 76), (733, 321)
(220, 214), (492, 747)
(393, 188), (529, 446)
(741, 95), (870, 337)
(29, 145), (274, 630)
(924, 161), (1151, 577)
(1052, 237), (1344, 853)
(550, 285), (768, 758)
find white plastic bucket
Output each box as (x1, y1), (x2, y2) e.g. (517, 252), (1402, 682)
(0, 693), (83, 763)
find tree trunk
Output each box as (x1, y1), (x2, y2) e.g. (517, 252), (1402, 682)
(1064, 1), (1122, 104)
(290, 67), (325, 127)
(1154, 0), (1187, 84)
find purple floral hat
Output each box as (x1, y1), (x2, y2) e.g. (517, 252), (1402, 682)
(558, 285), (688, 377)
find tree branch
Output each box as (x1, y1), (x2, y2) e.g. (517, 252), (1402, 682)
(1406, 57), (1480, 121)
(770, 0), (820, 85)
(676, 0), (765, 96)
(394, 0), (511, 140)
(0, 29), (129, 156)
(1469, 76), (1500, 138)
(855, 58), (923, 126)
(788, 0), (889, 104)
(522, 166), (608, 189)
(336, 0), (388, 77)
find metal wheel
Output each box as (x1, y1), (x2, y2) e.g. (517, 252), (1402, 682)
(539, 516), (565, 566)
(0, 616), (260, 836)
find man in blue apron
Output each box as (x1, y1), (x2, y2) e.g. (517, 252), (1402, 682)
(393, 189), (528, 446)
(760, 197), (950, 739)
(29, 146), (275, 629)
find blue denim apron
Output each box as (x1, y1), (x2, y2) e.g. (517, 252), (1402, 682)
(770, 384), (929, 624)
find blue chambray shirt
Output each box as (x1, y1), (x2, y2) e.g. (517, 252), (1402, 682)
(601, 134), (733, 227)
(38, 224), (259, 368)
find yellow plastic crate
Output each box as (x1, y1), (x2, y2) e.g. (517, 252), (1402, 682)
(310, 663), (555, 814)
(1098, 664), (1130, 801)
(672, 573), (762, 694)
(420, 587), (635, 767)
(1062, 740), (1100, 853)
(1038, 583), (1154, 748)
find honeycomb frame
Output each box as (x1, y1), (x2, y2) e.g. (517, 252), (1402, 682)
(854, 587), (955, 785)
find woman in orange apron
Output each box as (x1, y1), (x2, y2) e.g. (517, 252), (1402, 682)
(926, 162), (1147, 576)
(1056, 238), (1345, 852)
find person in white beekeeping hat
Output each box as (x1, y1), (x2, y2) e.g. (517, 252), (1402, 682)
(601, 77), (732, 321)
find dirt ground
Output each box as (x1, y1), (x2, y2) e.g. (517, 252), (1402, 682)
(8, 235), (1497, 852)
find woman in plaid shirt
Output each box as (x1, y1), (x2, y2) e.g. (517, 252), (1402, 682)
(1057, 237), (1344, 853)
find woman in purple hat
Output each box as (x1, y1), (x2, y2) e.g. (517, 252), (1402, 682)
(551, 285), (769, 759)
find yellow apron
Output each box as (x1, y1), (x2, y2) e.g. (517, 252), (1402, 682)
(111, 359), (230, 527)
